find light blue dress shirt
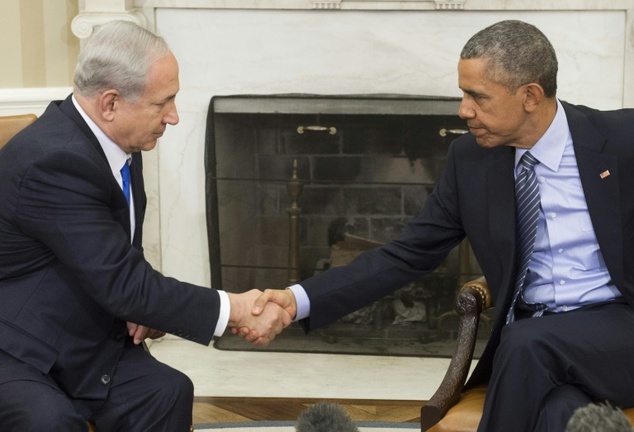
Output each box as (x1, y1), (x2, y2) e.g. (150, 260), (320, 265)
(516, 100), (621, 312)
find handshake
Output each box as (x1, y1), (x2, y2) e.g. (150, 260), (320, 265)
(227, 289), (297, 347)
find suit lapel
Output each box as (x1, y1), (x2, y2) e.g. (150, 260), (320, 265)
(130, 152), (146, 247)
(58, 96), (106, 160)
(483, 147), (518, 314)
(485, 147), (516, 253)
(564, 103), (623, 281)
(60, 95), (142, 245)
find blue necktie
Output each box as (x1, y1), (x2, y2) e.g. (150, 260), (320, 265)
(506, 151), (543, 324)
(120, 159), (131, 206)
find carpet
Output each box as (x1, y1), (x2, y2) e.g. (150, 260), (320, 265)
(195, 420), (419, 431)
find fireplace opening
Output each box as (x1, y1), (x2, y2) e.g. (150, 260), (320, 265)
(205, 94), (490, 357)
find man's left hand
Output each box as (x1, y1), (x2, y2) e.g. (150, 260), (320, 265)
(127, 322), (166, 345)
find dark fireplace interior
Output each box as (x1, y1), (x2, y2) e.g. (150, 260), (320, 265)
(205, 94), (488, 356)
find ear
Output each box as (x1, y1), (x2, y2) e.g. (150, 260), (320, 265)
(97, 90), (120, 122)
(522, 83), (545, 113)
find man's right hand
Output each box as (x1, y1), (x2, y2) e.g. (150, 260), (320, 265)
(231, 288), (298, 344)
(252, 289), (297, 320)
(226, 289), (292, 346)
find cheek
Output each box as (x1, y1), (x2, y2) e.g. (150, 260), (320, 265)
(112, 115), (136, 138)
(485, 105), (517, 130)
(129, 112), (158, 133)
(145, 111), (164, 127)
(502, 109), (525, 131)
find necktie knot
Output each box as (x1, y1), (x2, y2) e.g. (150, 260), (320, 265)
(520, 151), (539, 171)
(120, 159), (131, 206)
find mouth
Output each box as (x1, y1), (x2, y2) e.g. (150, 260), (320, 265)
(468, 125), (484, 136)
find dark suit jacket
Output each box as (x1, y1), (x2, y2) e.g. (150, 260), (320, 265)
(300, 101), (634, 387)
(0, 96), (220, 400)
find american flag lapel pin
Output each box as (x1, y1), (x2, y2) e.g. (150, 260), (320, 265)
(599, 170), (610, 179)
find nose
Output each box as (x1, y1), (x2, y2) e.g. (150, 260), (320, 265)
(164, 106), (179, 126)
(458, 97), (475, 120)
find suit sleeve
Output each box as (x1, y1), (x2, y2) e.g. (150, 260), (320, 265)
(300, 141), (466, 331)
(14, 146), (220, 345)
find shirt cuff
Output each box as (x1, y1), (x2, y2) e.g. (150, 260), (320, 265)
(288, 284), (310, 321)
(213, 290), (230, 337)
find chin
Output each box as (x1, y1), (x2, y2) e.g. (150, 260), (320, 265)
(476, 139), (503, 149)
(136, 141), (158, 152)
(474, 136), (491, 147)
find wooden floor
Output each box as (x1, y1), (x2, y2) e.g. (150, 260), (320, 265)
(193, 397), (422, 424)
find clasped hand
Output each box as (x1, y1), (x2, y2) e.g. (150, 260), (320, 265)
(228, 288), (297, 347)
(125, 289), (294, 348)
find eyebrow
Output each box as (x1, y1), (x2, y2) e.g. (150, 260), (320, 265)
(154, 94), (177, 105)
(461, 87), (488, 99)
(165, 94), (177, 102)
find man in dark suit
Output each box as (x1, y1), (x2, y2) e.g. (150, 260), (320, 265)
(248, 20), (634, 431)
(0, 20), (290, 431)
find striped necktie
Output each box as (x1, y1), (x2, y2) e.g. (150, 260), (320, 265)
(506, 151), (542, 324)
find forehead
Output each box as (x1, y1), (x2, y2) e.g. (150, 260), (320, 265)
(458, 58), (489, 86)
(458, 58), (509, 96)
(143, 53), (180, 100)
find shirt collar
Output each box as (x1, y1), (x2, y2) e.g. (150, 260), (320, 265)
(515, 99), (571, 173)
(71, 94), (130, 176)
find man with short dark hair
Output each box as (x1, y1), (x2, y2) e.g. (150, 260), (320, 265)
(250, 20), (634, 431)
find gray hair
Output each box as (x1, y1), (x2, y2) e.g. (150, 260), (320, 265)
(460, 20), (558, 97)
(566, 402), (634, 432)
(73, 20), (170, 101)
(296, 402), (359, 432)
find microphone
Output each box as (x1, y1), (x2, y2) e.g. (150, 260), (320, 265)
(566, 402), (634, 432)
(296, 402), (359, 432)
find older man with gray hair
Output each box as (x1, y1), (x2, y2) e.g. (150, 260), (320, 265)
(0, 20), (290, 431)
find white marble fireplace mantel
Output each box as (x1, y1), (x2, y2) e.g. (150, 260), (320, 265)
(81, 0), (634, 11)
(69, 0), (634, 295)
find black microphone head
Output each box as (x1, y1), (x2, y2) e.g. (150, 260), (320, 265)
(296, 402), (359, 432)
